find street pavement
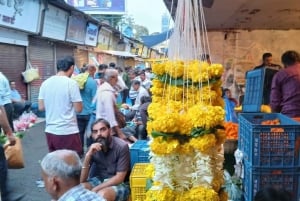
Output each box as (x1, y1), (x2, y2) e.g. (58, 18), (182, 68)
(6, 120), (51, 201)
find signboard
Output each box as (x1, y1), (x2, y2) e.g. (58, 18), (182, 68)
(65, 0), (126, 14)
(85, 22), (99, 46)
(42, 5), (68, 41)
(0, 0), (40, 33)
(97, 28), (111, 50)
(66, 14), (86, 44)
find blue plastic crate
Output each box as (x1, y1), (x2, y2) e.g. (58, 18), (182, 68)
(130, 140), (150, 169)
(243, 68), (264, 112)
(238, 113), (300, 168)
(243, 68), (278, 112)
(243, 162), (300, 201)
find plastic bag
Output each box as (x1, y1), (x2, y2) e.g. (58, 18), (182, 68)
(22, 63), (40, 83)
(71, 72), (89, 89)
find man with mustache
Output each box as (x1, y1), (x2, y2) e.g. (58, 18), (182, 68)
(80, 118), (130, 201)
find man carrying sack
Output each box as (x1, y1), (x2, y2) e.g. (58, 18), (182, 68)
(0, 106), (16, 200)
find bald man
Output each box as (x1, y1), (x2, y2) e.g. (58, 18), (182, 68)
(40, 149), (105, 201)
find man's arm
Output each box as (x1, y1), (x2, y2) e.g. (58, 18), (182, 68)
(0, 106), (16, 145)
(73, 102), (83, 113)
(38, 99), (45, 111)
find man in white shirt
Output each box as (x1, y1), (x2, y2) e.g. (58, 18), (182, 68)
(95, 69), (127, 140)
(38, 56), (83, 156)
(123, 80), (150, 121)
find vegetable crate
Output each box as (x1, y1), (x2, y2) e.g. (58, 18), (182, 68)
(130, 140), (150, 169)
(130, 163), (149, 201)
(243, 68), (278, 112)
(238, 113), (300, 168)
(243, 162), (300, 201)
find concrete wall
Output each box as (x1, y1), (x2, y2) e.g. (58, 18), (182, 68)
(207, 30), (300, 99)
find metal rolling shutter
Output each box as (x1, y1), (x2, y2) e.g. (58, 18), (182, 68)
(28, 37), (54, 103)
(55, 43), (74, 60)
(0, 43), (27, 99)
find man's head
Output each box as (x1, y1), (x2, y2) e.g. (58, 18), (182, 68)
(104, 69), (119, 87)
(87, 64), (97, 77)
(90, 118), (112, 152)
(40, 149), (82, 200)
(10, 81), (16, 90)
(139, 71), (146, 81)
(109, 62), (116, 69)
(57, 56), (75, 77)
(281, 50), (300, 68)
(132, 80), (141, 91)
(262, 53), (273, 66)
(98, 64), (108, 73)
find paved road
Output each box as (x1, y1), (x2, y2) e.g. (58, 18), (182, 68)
(6, 121), (51, 201)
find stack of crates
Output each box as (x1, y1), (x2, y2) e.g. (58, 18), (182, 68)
(238, 113), (300, 201)
(130, 140), (150, 169)
(130, 163), (150, 201)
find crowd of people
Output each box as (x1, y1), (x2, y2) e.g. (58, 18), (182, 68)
(2, 49), (300, 200)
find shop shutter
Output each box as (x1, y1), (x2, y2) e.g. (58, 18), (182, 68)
(55, 43), (74, 60)
(0, 43), (27, 99)
(28, 37), (54, 103)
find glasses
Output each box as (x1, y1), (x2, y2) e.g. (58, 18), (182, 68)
(92, 126), (108, 134)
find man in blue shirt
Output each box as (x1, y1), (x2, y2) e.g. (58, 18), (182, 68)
(10, 81), (31, 118)
(76, 65), (97, 151)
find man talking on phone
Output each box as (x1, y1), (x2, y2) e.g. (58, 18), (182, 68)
(80, 118), (130, 201)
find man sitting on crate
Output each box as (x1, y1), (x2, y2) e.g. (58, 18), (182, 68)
(80, 118), (130, 201)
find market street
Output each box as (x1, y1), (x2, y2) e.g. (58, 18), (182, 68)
(6, 120), (51, 201)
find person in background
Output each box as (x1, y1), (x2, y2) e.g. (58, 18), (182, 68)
(222, 88), (238, 122)
(95, 64), (108, 87)
(139, 71), (152, 91)
(38, 56), (83, 156)
(0, 72), (14, 131)
(95, 69), (127, 140)
(128, 70), (139, 105)
(0, 106), (16, 201)
(145, 67), (154, 80)
(41, 149), (105, 201)
(254, 52), (282, 70)
(270, 50), (300, 117)
(254, 187), (291, 201)
(109, 62), (116, 69)
(123, 80), (150, 122)
(77, 64), (97, 151)
(10, 81), (32, 118)
(118, 67), (131, 104)
(139, 95), (152, 138)
(200, 54), (211, 65)
(80, 118), (130, 201)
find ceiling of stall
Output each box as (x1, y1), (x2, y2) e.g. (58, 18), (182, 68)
(163, 0), (300, 30)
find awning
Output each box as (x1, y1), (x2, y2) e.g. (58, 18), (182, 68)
(101, 50), (138, 58)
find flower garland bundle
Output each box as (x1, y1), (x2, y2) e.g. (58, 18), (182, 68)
(145, 59), (227, 201)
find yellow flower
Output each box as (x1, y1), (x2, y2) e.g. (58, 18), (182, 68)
(183, 187), (219, 201)
(190, 134), (216, 154)
(165, 60), (185, 78)
(152, 62), (165, 75)
(188, 105), (225, 129)
(150, 137), (180, 155)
